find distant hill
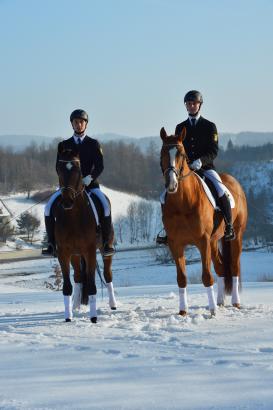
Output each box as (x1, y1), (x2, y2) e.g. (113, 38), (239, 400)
(221, 132), (273, 148)
(1, 131), (273, 152)
(0, 135), (54, 150)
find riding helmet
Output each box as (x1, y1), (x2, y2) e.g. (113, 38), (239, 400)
(70, 109), (89, 123)
(184, 90), (203, 104)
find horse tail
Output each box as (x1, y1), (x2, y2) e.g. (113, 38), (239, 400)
(221, 239), (233, 295)
(80, 257), (89, 305)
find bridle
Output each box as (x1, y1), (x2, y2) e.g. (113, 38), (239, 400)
(58, 159), (85, 199)
(162, 143), (193, 180)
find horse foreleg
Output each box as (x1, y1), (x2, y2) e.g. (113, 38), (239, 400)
(58, 251), (73, 322)
(85, 249), (97, 323)
(211, 240), (225, 306)
(103, 256), (117, 310)
(199, 238), (217, 315)
(169, 242), (188, 315)
(71, 255), (82, 311)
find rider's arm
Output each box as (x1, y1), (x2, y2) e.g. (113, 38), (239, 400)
(91, 141), (104, 181)
(200, 122), (218, 167)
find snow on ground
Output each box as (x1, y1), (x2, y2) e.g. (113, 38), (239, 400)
(0, 249), (273, 409)
(0, 187), (151, 251)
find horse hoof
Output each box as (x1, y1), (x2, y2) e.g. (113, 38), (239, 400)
(217, 303), (225, 307)
(111, 307), (117, 310)
(65, 318), (72, 322)
(90, 317), (97, 323)
(233, 303), (240, 309)
(210, 310), (216, 316)
(179, 310), (187, 316)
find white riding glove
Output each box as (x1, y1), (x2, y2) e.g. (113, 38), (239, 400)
(189, 158), (202, 171)
(82, 174), (92, 186)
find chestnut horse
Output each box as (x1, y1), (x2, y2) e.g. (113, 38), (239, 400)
(160, 127), (247, 315)
(54, 143), (117, 322)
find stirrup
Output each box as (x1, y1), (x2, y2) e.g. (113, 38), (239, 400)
(103, 244), (115, 257)
(224, 224), (236, 241)
(41, 243), (57, 257)
(156, 234), (168, 245)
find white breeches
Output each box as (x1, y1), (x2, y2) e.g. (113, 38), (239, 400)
(203, 169), (226, 198)
(44, 188), (110, 217)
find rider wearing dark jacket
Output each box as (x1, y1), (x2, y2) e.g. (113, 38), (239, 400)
(175, 117), (218, 170)
(157, 90), (235, 244)
(56, 135), (103, 189)
(42, 109), (115, 257)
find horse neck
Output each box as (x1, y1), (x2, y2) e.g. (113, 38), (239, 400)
(169, 173), (200, 211)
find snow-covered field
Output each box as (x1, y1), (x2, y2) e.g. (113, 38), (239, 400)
(0, 188), (156, 251)
(0, 249), (273, 409)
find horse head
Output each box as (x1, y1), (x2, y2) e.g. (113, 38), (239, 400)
(56, 142), (84, 210)
(160, 127), (189, 193)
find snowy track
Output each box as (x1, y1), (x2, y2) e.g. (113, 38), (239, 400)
(0, 250), (273, 409)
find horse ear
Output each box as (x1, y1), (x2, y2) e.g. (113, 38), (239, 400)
(178, 126), (186, 142)
(160, 127), (167, 140)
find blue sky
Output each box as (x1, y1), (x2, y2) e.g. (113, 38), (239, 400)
(0, 0), (272, 138)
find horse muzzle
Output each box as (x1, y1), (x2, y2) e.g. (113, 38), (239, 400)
(165, 169), (178, 193)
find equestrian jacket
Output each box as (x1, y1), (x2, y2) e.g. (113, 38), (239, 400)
(175, 116), (218, 170)
(56, 136), (104, 189)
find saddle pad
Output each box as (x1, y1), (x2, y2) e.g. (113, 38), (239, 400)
(160, 177), (235, 209)
(195, 174), (235, 209)
(85, 191), (99, 226)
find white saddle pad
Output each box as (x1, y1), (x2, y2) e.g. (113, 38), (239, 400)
(160, 176), (235, 209)
(195, 174), (235, 209)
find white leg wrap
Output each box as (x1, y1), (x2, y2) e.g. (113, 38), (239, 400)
(106, 282), (117, 309)
(89, 295), (97, 319)
(217, 276), (225, 305)
(231, 276), (240, 305)
(207, 286), (217, 313)
(178, 287), (188, 312)
(73, 283), (82, 311)
(64, 295), (73, 320)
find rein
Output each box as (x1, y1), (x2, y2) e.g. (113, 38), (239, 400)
(162, 143), (193, 180)
(58, 158), (84, 199)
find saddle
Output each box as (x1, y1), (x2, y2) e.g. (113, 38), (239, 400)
(194, 170), (235, 210)
(51, 190), (103, 227)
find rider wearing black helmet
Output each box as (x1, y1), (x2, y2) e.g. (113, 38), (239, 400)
(157, 90), (235, 244)
(42, 109), (115, 257)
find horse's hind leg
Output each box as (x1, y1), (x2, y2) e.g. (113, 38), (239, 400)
(58, 250), (72, 322)
(211, 240), (225, 306)
(230, 232), (243, 308)
(102, 255), (117, 310)
(85, 248), (98, 323)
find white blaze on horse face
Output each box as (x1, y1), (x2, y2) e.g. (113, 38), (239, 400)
(168, 147), (178, 192)
(66, 162), (73, 171)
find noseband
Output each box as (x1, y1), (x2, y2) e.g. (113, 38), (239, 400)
(162, 144), (193, 180)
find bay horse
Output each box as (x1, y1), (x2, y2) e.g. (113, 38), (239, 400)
(160, 127), (247, 315)
(54, 142), (117, 322)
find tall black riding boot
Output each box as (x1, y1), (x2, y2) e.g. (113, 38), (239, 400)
(42, 215), (57, 256)
(100, 215), (115, 257)
(218, 193), (236, 241)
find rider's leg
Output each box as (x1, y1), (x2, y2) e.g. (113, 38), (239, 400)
(203, 170), (235, 241)
(89, 188), (115, 256)
(42, 190), (61, 256)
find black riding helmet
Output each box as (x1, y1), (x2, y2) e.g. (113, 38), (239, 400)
(70, 109), (89, 123)
(184, 90), (203, 105)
